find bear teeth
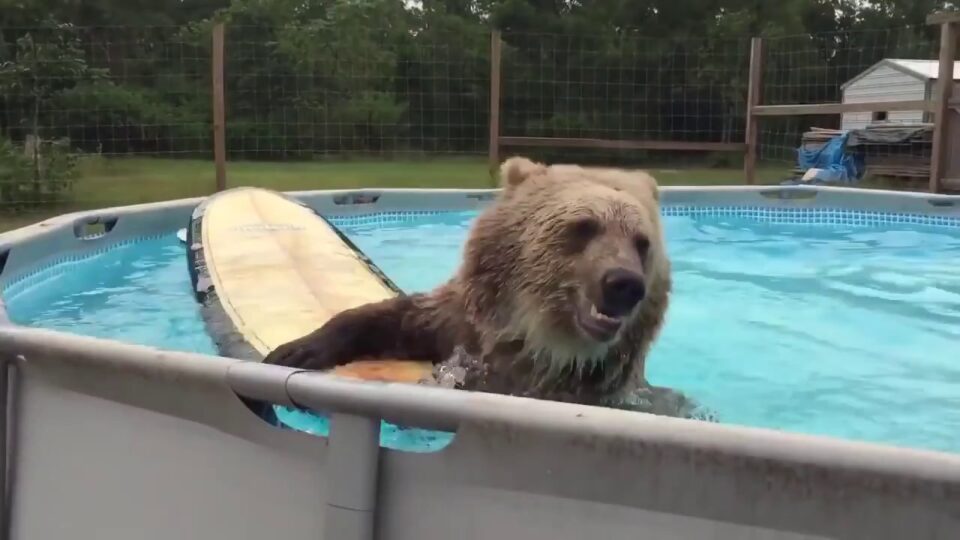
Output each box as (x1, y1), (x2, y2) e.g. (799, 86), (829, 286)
(589, 303), (620, 323)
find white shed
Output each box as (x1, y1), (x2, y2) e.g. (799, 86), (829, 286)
(840, 58), (960, 130)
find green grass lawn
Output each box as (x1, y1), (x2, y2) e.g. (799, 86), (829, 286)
(0, 155), (797, 232)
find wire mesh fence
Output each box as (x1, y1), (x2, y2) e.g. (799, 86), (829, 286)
(0, 21), (494, 220)
(222, 22), (490, 160)
(1, 25), (212, 159)
(0, 24), (212, 217)
(0, 20), (952, 226)
(498, 31), (752, 167)
(758, 25), (940, 187)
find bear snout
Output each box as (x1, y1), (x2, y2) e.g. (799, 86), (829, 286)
(600, 268), (646, 317)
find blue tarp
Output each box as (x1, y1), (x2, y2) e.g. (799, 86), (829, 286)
(794, 131), (865, 184)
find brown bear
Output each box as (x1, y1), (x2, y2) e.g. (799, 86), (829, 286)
(264, 156), (692, 415)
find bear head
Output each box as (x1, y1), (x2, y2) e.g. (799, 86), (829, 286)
(455, 156), (671, 374)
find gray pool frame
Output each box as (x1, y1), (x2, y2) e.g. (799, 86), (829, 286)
(0, 184), (959, 540)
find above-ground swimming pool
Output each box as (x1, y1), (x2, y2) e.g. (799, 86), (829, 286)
(3, 185), (960, 540)
(4, 198), (959, 455)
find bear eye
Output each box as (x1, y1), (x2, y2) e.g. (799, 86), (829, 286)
(562, 217), (600, 254)
(566, 217), (600, 242)
(634, 235), (650, 257)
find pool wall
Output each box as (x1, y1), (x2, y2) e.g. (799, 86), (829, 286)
(1, 185), (960, 540)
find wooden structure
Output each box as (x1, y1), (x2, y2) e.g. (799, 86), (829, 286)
(798, 125), (934, 181)
(743, 38), (764, 184)
(485, 11), (960, 192)
(203, 11), (960, 194)
(838, 59), (958, 130)
(484, 34), (747, 180)
(928, 11), (960, 191)
(212, 22), (227, 192)
(487, 31), (501, 178)
(745, 12), (959, 192)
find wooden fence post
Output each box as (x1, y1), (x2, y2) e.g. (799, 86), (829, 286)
(488, 30), (502, 181)
(744, 37), (764, 185)
(927, 12), (960, 193)
(212, 22), (227, 192)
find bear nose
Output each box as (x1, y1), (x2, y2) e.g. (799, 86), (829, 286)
(600, 268), (646, 317)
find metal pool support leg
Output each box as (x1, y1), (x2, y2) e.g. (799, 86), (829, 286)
(324, 413), (381, 540)
(0, 356), (12, 540)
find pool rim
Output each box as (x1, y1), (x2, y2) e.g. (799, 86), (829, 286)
(2, 184), (960, 539)
(1, 183), (960, 464)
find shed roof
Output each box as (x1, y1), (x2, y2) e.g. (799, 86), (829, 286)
(840, 59), (960, 90)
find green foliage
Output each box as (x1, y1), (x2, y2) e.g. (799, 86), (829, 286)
(0, 136), (79, 209)
(335, 91), (409, 151)
(0, 0), (957, 172)
(54, 80), (210, 154)
(0, 138), (28, 205)
(0, 25), (105, 104)
(0, 26), (90, 207)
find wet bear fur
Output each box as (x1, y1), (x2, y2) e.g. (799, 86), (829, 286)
(264, 156), (700, 417)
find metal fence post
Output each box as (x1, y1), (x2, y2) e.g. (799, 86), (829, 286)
(323, 413), (381, 540)
(0, 356), (12, 540)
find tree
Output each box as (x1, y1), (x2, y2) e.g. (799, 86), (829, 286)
(0, 24), (99, 204)
(1, 0), (956, 173)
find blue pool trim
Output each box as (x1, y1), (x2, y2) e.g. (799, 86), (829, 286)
(1, 232), (172, 301)
(660, 205), (960, 228)
(3, 204), (960, 299)
(326, 210), (455, 228)
(324, 204), (960, 230)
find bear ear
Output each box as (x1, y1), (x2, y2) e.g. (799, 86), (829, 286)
(616, 169), (660, 203)
(636, 171), (660, 202)
(499, 156), (546, 189)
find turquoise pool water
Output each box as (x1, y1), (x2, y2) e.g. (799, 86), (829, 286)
(4, 208), (960, 454)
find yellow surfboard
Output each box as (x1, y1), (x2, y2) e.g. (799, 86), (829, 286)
(186, 187), (433, 384)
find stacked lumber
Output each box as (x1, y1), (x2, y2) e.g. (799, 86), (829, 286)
(855, 123), (932, 179)
(861, 156), (930, 178)
(793, 123), (933, 180)
(802, 127), (842, 148)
